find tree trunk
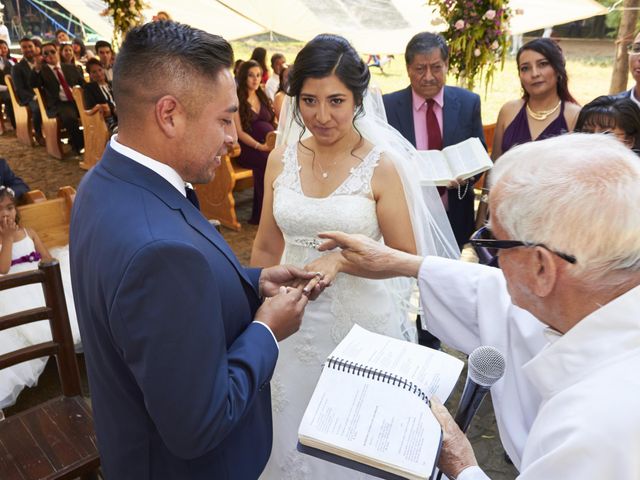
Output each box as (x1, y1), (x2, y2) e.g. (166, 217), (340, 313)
(609, 0), (640, 94)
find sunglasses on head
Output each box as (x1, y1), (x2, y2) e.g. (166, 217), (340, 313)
(469, 226), (577, 267)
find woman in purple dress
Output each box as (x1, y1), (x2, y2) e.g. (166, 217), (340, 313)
(233, 60), (277, 224)
(492, 38), (581, 160)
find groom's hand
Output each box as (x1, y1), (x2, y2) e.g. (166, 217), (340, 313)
(255, 286), (308, 341)
(260, 265), (325, 300)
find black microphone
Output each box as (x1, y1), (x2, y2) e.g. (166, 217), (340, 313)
(435, 347), (505, 480)
(454, 346), (506, 433)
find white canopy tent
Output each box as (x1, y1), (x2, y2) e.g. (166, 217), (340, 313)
(55, 0), (608, 53)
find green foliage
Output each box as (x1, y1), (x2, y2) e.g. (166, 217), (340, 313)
(428, 0), (511, 92)
(101, 0), (148, 48)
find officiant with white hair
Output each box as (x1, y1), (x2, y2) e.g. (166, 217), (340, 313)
(318, 133), (640, 479)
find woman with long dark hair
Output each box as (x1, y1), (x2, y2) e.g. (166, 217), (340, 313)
(233, 59), (276, 224)
(492, 38), (581, 159)
(71, 37), (93, 65)
(250, 46), (269, 84)
(253, 33), (457, 479)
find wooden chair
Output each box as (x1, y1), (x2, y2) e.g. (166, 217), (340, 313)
(71, 87), (109, 171)
(0, 261), (100, 479)
(196, 144), (254, 231)
(20, 187), (75, 249)
(4, 74), (35, 147)
(34, 88), (69, 160)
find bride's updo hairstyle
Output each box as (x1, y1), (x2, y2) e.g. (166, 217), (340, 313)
(288, 33), (370, 138)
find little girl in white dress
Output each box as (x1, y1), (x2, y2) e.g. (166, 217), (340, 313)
(0, 186), (80, 408)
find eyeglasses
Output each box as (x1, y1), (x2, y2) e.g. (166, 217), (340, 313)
(627, 43), (640, 55)
(42, 50), (57, 57)
(470, 226), (577, 266)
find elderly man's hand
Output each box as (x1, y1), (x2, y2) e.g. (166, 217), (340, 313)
(430, 397), (479, 479)
(317, 231), (423, 279)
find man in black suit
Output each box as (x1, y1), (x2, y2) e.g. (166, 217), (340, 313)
(30, 42), (84, 153)
(383, 32), (485, 349)
(10, 37), (44, 143)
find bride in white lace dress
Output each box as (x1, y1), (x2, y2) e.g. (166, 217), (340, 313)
(251, 34), (459, 479)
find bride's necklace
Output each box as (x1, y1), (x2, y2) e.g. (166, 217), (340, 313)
(313, 156), (340, 179)
(526, 100), (561, 121)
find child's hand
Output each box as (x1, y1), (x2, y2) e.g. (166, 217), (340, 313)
(0, 217), (17, 238)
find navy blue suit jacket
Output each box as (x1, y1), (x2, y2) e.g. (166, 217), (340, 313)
(70, 146), (278, 479)
(0, 158), (29, 199)
(383, 86), (485, 247)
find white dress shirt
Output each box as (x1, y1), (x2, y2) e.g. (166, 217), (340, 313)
(265, 75), (280, 101)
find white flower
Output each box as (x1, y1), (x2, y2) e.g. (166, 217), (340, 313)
(455, 19), (465, 30)
(484, 9), (497, 20)
(474, 48), (481, 57)
(491, 40), (499, 50)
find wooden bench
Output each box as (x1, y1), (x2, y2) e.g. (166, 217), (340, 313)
(34, 88), (70, 160)
(0, 261), (100, 480)
(474, 123), (497, 229)
(20, 187), (75, 249)
(4, 74), (35, 147)
(196, 144), (253, 231)
(72, 87), (110, 171)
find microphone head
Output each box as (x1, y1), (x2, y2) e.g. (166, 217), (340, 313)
(468, 346), (506, 387)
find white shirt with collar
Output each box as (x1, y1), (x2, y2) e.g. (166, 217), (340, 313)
(109, 136), (278, 348)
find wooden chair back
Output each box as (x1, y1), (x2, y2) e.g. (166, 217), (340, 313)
(72, 86), (109, 170)
(4, 74), (35, 146)
(33, 87), (67, 159)
(19, 187), (75, 249)
(0, 261), (100, 479)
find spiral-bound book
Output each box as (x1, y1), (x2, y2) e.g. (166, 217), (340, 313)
(298, 325), (464, 480)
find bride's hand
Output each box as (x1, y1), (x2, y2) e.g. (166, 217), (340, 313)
(303, 252), (346, 288)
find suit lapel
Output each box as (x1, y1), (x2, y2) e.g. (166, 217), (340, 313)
(442, 86), (461, 147)
(101, 147), (259, 297)
(398, 87), (417, 146)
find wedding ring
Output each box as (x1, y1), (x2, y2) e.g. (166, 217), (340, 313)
(314, 271), (324, 278)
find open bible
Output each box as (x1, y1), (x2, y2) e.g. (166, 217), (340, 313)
(298, 325), (464, 480)
(417, 137), (492, 186)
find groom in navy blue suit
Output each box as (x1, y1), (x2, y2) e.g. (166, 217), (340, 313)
(70, 22), (318, 480)
(383, 32), (485, 349)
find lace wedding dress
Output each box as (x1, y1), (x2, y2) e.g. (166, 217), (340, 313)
(260, 144), (415, 480)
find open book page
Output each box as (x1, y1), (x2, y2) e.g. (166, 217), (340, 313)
(330, 325), (463, 401)
(415, 150), (453, 186)
(418, 137), (492, 186)
(298, 325), (464, 479)
(298, 364), (442, 480)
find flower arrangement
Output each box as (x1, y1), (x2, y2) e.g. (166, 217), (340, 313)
(101, 0), (149, 48)
(428, 0), (511, 92)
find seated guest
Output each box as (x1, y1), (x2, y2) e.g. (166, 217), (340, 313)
(72, 37), (93, 65)
(0, 158), (29, 200)
(59, 42), (84, 77)
(265, 53), (286, 100)
(83, 58), (117, 133)
(576, 95), (640, 153)
(615, 32), (640, 107)
(95, 40), (114, 82)
(54, 29), (70, 45)
(250, 46), (269, 85)
(492, 38), (580, 160)
(11, 37), (44, 144)
(30, 42), (85, 154)
(0, 39), (15, 128)
(273, 65), (289, 120)
(319, 133), (640, 479)
(233, 59), (276, 225)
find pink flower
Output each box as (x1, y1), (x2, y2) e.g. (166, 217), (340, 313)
(474, 48), (481, 57)
(484, 9), (497, 20)
(491, 40), (499, 50)
(455, 19), (465, 30)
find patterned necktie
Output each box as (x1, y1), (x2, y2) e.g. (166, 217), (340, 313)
(53, 66), (74, 102)
(185, 186), (200, 210)
(426, 99), (446, 196)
